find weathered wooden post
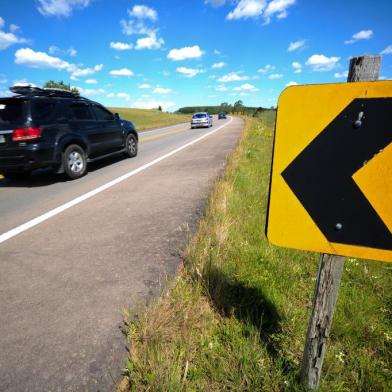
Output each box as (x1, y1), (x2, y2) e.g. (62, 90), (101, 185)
(300, 55), (381, 390)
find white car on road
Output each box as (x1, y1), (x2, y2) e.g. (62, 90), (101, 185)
(191, 112), (213, 129)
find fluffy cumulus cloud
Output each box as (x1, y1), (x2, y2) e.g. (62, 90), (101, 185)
(109, 68), (134, 76)
(224, 0), (295, 23)
(138, 83), (151, 89)
(107, 92), (131, 101)
(292, 61), (302, 73)
(76, 87), (106, 96)
(212, 62), (226, 69)
(0, 17), (28, 50)
(233, 83), (258, 91)
(14, 47), (103, 80)
(288, 39), (305, 52)
(120, 4), (163, 50)
(305, 54), (340, 71)
(135, 32), (164, 50)
(132, 99), (176, 111)
(286, 81), (298, 86)
(215, 84), (228, 91)
(110, 41), (133, 50)
(37, 0), (91, 17)
(176, 67), (202, 78)
(48, 45), (77, 56)
(217, 72), (248, 82)
(380, 45), (392, 55)
(344, 29), (373, 44)
(258, 64), (275, 73)
(168, 45), (203, 61)
(153, 87), (171, 94)
(85, 78), (97, 84)
(268, 73), (283, 79)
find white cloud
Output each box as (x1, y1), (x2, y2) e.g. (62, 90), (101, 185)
(306, 54), (340, 71)
(217, 72), (249, 82)
(288, 39), (305, 52)
(153, 87), (171, 94)
(0, 18), (28, 50)
(212, 61), (225, 69)
(345, 29), (373, 44)
(128, 5), (157, 21)
(85, 78), (97, 84)
(227, 0), (266, 20)
(77, 87), (106, 96)
(135, 32), (164, 50)
(205, 0), (227, 7)
(176, 67), (202, 78)
(110, 41), (133, 50)
(268, 73), (283, 79)
(138, 83), (151, 89)
(37, 0), (91, 17)
(286, 81), (298, 86)
(381, 45), (392, 55)
(334, 71), (348, 79)
(107, 92), (131, 101)
(264, 0), (296, 22)
(133, 99), (176, 111)
(109, 68), (134, 76)
(214, 49), (222, 55)
(225, 0), (295, 22)
(215, 84), (229, 91)
(48, 45), (77, 56)
(292, 61), (302, 73)
(15, 48), (102, 79)
(233, 83), (258, 91)
(168, 45), (203, 61)
(71, 64), (103, 77)
(258, 64), (276, 73)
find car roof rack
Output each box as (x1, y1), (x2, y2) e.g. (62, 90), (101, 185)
(9, 85), (84, 99)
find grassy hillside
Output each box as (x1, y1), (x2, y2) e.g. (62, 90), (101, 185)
(109, 108), (190, 131)
(120, 113), (391, 391)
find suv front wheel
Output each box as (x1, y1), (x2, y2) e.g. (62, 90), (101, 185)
(124, 134), (138, 158)
(63, 144), (87, 180)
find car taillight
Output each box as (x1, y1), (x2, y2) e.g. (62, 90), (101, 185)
(12, 127), (42, 141)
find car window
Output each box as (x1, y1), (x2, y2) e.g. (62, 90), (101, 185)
(70, 103), (94, 120)
(33, 101), (57, 122)
(91, 105), (114, 121)
(0, 99), (25, 125)
(192, 113), (207, 119)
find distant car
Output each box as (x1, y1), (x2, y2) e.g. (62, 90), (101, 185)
(218, 112), (227, 119)
(191, 112), (213, 129)
(0, 85), (138, 180)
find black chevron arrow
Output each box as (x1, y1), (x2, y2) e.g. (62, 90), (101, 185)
(282, 98), (392, 250)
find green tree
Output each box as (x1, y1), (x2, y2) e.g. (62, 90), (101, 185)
(43, 80), (79, 95)
(158, 105), (162, 111)
(233, 100), (244, 114)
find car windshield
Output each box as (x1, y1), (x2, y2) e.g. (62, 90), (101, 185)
(0, 99), (25, 125)
(193, 113), (207, 119)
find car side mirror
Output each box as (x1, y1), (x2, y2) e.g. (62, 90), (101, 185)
(114, 113), (120, 121)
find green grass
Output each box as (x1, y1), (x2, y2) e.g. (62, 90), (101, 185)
(120, 113), (391, 392)
(109, 108), (191, 131)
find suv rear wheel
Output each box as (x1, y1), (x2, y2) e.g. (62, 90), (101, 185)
(63, 144), (87, 180)
(124, 134), (138, 158)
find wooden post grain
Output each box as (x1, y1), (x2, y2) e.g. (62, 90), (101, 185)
(300, 55), (381, 390)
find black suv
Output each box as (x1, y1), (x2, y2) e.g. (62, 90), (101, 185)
(0, 86), (138, 180)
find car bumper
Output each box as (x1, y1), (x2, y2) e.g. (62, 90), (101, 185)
(0, 144), (57, 172)
(191, 122), (209, 128)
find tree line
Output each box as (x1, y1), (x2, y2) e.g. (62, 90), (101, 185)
(177, 101), (275, 117)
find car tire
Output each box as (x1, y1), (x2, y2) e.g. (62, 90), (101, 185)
(124, 133), (138, 158)
(63, 144), (87, 180)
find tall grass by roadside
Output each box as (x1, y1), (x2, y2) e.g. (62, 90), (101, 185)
(120, 113), (391, 391)
(109, 108), (191, 131)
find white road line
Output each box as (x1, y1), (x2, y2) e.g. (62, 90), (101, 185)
(0, 117), (233, 244)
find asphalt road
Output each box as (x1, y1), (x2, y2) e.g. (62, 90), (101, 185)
(0, 116), (244, 391)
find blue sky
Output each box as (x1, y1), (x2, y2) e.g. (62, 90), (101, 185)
(0, 0), (391, 111)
